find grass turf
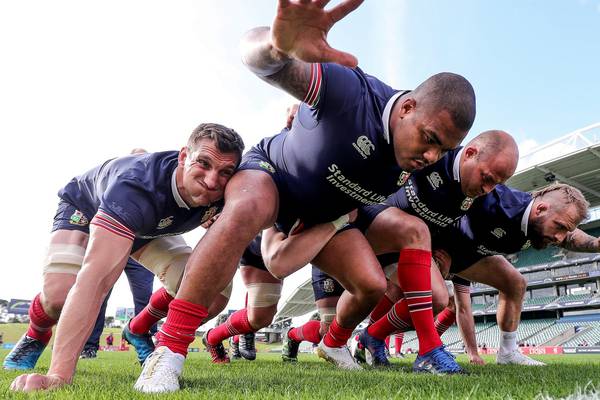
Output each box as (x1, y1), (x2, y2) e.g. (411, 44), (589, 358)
(1, 348), (600, 399)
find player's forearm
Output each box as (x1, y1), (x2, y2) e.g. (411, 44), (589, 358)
(561, 229), (600, 252)
(47, 278), (113, 381)
(265, 222), (340, 279)
(241, 26), (291, 77)
(455, 296), (478, 356)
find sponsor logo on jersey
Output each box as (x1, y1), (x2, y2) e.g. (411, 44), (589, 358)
(397, 171), (411, 186)
(258, 161), (275, 173)
(323, 278), (336, 293)
(427, 172), (443, 189)
(201, 206), (219, 225)
(352, 135), (375, 159)
(491, 227), (506, 238)
(460, 197), (474, 211)
(69, 210), (89, 226)
(157, 216), (174, 229)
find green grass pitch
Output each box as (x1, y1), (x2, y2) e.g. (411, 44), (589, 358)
(1, 348), (600, 399)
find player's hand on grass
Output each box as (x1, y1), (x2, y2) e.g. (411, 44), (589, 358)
(272, 0), (363, 67)
(468, 353), (485, 365)
(10, 373), (69, 392)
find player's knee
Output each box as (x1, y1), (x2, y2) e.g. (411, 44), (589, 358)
(389, 216), (430, 249)
(247, 308), (276, 329)
(358, 274), (387, 302)
(224, 194), (275, 231)
(512, 273), (527, 298)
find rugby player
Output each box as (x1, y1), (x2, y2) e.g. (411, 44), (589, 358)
(367, 184), (592, 366)
(8, 123), (243, 392)
(134, 0), (476, 392)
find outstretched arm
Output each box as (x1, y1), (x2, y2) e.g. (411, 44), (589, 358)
(453, 284), (485, 365)
(240, 0), (363, 100)
(561, 229), (600, 252)
(10, 225), (132, 392)
(261, 212), (354, 279)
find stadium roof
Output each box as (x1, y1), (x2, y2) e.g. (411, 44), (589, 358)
(275, 123), (600, 322)
(507, 122), (600, 209)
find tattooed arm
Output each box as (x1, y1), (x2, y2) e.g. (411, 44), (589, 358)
(561, 229), (600, 252)
(240, 0), (363, 100)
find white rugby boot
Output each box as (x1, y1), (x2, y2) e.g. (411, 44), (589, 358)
(134, 346), (185, 393)
(316, 340), (362, 370)
(496, 349), (546, 366)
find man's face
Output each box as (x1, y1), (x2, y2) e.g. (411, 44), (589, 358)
(460, 148), (514, 198)
(528, 203), (581, 249)
(390, 99), (466, 172)
(178, 139), (239, 207)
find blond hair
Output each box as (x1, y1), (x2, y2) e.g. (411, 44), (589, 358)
(532, 183), (590, 221)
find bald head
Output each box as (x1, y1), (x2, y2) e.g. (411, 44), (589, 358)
(467, 130), (519, 178)
(412, 72), (476, 133)
(459, 130), (519, 197)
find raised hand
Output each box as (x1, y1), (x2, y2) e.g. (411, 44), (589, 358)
(272, 0), (364, 67)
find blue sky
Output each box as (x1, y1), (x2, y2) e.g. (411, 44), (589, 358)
(1, 0), (599, 318)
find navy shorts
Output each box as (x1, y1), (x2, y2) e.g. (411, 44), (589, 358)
(432, 226), (484, 275)
(52, 199), (150, 253)
(311, 266), (344, 301)
(52, 200), (92, 234)
(353, 203), (389, 233)
(239, 247), (267, 271)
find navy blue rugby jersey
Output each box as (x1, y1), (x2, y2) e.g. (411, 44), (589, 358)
(457, 184), (533, 257)
(254, 62), (409, 225)
(58, 151), (221, 243)
(384, 147), (474, 231)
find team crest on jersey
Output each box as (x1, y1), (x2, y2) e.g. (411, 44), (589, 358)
(258, 161), (275, 174)
(323, 278), (336, 293)
(521, 240), (531, 250)
(157, 216), (174, 230)
(460, 197), (474, 211)
(352, 135), (375, 159)
(69, 210), (88, 226)
(201, 206), (219, 224)
(427, 172), (443, 189)
(491, 227), (506, 238)
(397, 171), (411, 186)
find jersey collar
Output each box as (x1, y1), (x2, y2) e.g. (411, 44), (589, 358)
(521, 200), (534, 236)
(452, 147), (464, 182)
(171, 168), (190, 210)
(381, 91), (405, 144)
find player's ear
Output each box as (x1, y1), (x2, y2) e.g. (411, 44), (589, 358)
(399, 98), (416, 117)
(534, 201), (549, 216)
(464, 146), (478, 159)
(178, 147), (188, 166)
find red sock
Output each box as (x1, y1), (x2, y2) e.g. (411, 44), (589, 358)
(233, 335), (240, 344)
(156, 299), (208, 356)
(130, 287), (173, 335)
(323, 319), (354, 348)
(367, 299), (412, 340)
(394, 333), (404, 352)
(397, 249), (441, 355)
(434, 307), (456, 336)
(288, 320), (322, 344)
(369, 294), (394, 324)
(26, 293), (56, 344)
(207, 308), (254, 346)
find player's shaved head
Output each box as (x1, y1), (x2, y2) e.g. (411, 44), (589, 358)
(468, 130), (519, 177)
(412, 72), (477, 132)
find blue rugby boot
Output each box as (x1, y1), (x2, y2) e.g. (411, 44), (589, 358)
(122, 320), (155, 365)
(358, 328), (390, 367)
(3, 334), (47, 370)
(413, 345), (464, 374)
